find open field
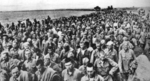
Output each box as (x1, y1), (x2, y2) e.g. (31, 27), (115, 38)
(0, 7), (149, 26)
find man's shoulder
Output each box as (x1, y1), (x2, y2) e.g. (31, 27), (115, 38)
(62, 69), (67, 75)
(129, 49), (134, 52)
(96, 74), (104, 80)
(74, 68), (82, 74)
(119, 50), (124, 53)
(54, 53), (59, 57)
(47, 67), (56, 72)
(81, 75), (88, 81)
(20, 70), (30, 76)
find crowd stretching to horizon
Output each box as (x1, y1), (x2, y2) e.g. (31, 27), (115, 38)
(0, 9), (150, 81)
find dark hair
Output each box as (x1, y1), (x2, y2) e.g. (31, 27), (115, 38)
(65, 57), (73, 63)
(36, 59), (44, 66)
(84, 41), (89, 48)
(87, 63), (93, 68)
(10, 62), (23, 71)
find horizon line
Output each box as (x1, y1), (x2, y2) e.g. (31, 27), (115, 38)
(0, 6), (146, 12)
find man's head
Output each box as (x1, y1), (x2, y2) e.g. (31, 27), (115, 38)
(95, 39), (101, 49)
(2, 35), (7, 40)
(1, 51), (9, 61)
(86, 63), (94, 78)
(24, 49), (32, 60)
(27, 38), (32, 45)
(63, 43), (70, 51)
(106, 41), (114, 49)
(48, 36), (53, 43)
(80, 42), (84, 49)
(12, 42), (17, 48)
(11, 66), (20, 78)
(44, 54), (51, 66)
(64, 58), (74, 71)
(123, 42), (129, 51)
(36, 60), (44, 72)
(47, 43), (55, 55)
(23, 42), (30, 49)
(82, 57), (89, 66)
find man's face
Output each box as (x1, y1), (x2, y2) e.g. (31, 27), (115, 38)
(24, 45), (29, 49)
(13, 43), (17, 48)
(44, 58), (50, 66)
(86, 67), (94, 77)
(48, 48), (53, 54)
(25, 51), (32, 60)
(1, 53), (7, 61)
(48, 37), (53, 43)
(123, 44), (128, 51)
(107, 45), (112, 49)
(96, 43), (101, 49)
(36, 64), (43, 72)
(100, 54), (105, 60)
(12, 67), (20, 78)
(80, 43), (84, 49)
(72, 35), (75, 39)
(3, 36), (6, 40)
(58, 43), (62, 48)
(65, 62), (73, 71)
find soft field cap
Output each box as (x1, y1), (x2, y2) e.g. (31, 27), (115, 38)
(106, 41), (114, 46)
(101, 40), (106, 44)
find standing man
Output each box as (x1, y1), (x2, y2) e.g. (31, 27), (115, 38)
(62, 57), (83, 81)
(118, 42), (136, 81)
(104, 41), (118, 62)
(94, 53), (118, 81)
(23, 49), (37, 81)
(10, 66), (32, 81)
(76, 41), (90, 67)
(35, 59), (61, 81)
(44, 54), (62, 74)
(81, 63), (104, 81)
(90, 39), (105, 64)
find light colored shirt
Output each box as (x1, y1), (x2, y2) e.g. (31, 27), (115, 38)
(62, 68), (83, 81)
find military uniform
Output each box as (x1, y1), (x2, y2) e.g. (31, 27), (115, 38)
(81, 74), (104, 81)
(94, 58), (118, 81)
(62, 68), (83, 81)
(118, 49), (136, 81)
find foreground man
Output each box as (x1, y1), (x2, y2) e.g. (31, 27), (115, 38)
(62, 57), (83, 81)
(81, 63), (104, 81)
(0, 68), (9, 81)
(10, 66), (32, 81)
(44, 54), (62, 74)
(118, 42), (136, 81)
(24, 49), (37, 81)
(94, 54), (118, 81)
(35, 60), (61, 81)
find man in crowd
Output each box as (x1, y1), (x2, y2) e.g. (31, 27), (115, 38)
(94, 53), (118, 81)
(35, 59), (61, 81)
(81, 63), (104, 81)
(10, 66), (32, 81)
(62, 57), (83, 81)
(118, 42), (136, 81)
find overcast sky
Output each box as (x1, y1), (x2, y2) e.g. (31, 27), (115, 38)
(0, 0), (150, 11)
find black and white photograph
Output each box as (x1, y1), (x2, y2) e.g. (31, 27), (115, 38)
(0, 0), (150, 81)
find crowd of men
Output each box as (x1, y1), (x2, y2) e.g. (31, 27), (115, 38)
(0, 9), (150, 81)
